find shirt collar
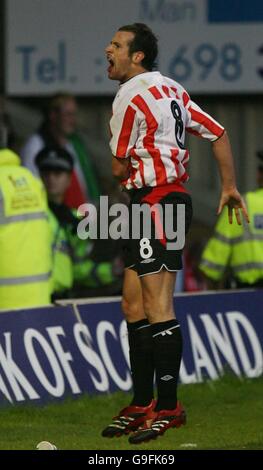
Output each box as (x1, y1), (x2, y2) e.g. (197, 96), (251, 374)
(119, 71), (161, 89)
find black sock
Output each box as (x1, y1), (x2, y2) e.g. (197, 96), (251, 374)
(151, 319), (182, 411)
(127, 319), (154, 407)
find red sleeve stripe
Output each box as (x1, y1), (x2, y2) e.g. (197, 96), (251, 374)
(189, 106), (224, 137)
(186, 127), (202, 137)
(116, 105), (136, 158)
(170, 87), (180, 99)
(132, 94), (168, 186)
(162, 86), (171, 97)
(148, 86), (163, 100)
(183, 91), (190, 107)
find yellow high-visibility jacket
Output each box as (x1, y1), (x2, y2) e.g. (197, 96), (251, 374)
(48, 207), (117, 296)
(199, 189), (263, 285)
(0, 149), (52, 310)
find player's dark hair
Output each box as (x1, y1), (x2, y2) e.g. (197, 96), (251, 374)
(118, 23), (158, 71)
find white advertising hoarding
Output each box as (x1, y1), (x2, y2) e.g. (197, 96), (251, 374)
(6, 0), (263, 95)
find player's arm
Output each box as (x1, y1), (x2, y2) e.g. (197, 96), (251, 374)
(185, 94), (249, 225)
(112, 155), (130, 180)
(212, 131), (249, 225)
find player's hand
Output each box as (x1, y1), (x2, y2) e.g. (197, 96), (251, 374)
(217, 188), (250, 225)
(112, 155), (130, 180)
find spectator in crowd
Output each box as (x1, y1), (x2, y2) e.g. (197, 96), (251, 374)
(35, 146), (122, 300)
(199, 151), (263, 289)
(20, 93), (101, 208)
(0, 121), (51, 310)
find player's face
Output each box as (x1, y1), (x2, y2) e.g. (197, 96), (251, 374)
(105, 31), (136, 83)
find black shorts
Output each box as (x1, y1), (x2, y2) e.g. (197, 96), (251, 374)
(123, 186), (192, 277)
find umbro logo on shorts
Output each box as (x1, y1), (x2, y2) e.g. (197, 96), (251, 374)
(161, 375), (174, 381)
(140, 258), (156, 264)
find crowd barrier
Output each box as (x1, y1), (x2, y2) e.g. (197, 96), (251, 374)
(0, 290), (262, 405)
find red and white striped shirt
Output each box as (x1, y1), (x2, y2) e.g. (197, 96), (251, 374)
(110, 71), (224, 190)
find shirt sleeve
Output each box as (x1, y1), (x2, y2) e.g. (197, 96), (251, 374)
(184, 94), (225, 142)
(109, 102), (138, 159)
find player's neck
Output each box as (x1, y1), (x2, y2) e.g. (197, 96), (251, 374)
(120, 68), (150, 84)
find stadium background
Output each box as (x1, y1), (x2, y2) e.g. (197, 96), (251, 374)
(0, 0), (262, 451)
(2, 0), (263, 227)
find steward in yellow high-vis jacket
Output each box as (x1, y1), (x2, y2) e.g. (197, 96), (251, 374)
(35, 146), (121, 300)
(47, 204), (120, 299)
(0, 149), (52, 309)
(199, 154), (263, 288)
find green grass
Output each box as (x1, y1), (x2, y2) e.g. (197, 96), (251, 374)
(0, 375), (262, 450)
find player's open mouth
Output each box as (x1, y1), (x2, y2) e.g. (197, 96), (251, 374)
(107, 58), (114, 73)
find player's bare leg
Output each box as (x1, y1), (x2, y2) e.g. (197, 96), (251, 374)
(121, 268), (145, 323)
(140, 269), (177, 323)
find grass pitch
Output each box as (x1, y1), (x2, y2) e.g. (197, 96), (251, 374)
(0, 375), (262, 450)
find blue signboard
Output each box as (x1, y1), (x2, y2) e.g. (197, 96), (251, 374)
(0, 290), (262, 405)
(6, 0), (263, 94)
(208, 0), (263, 23)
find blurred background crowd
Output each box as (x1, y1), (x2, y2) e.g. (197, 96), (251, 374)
(1, 0), (263, 310)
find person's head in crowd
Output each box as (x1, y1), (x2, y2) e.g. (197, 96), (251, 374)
(36, 147), (74, 204)
(256, 150), (263, 188)
(43, 93), (78, 143)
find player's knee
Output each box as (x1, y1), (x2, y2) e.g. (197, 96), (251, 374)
(121, 297), (129, 317)
(121, 298), (143, 322)
(142, 296), (158, 317)
(142, 295), (174, 321)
